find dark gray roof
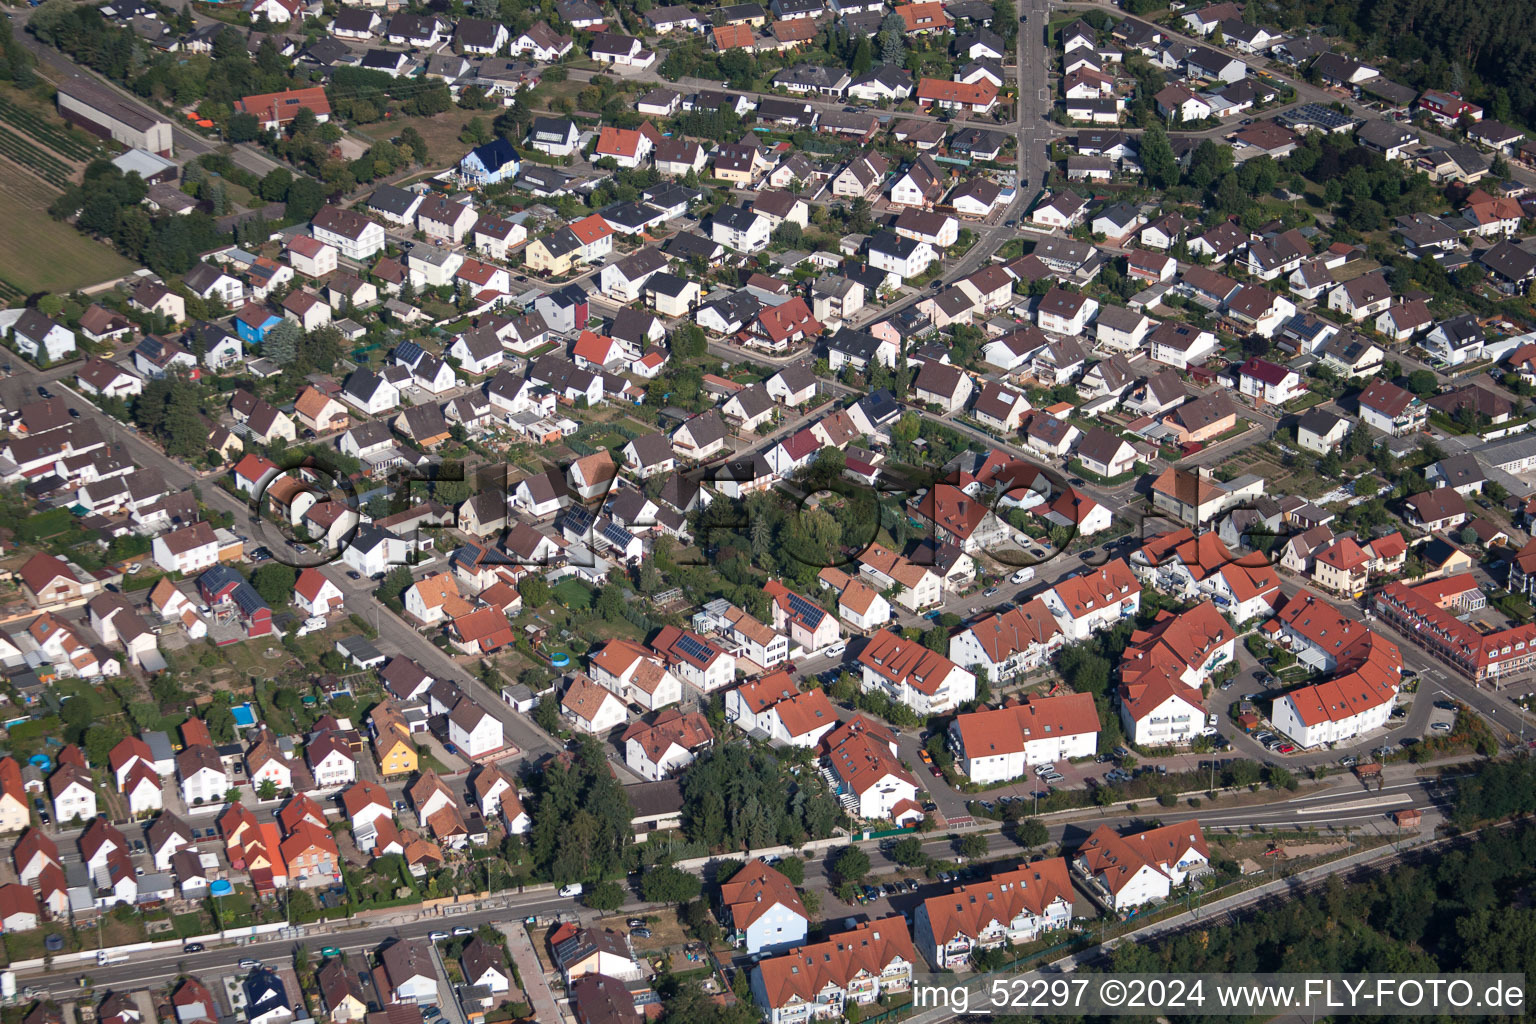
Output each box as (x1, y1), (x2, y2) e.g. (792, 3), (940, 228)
(369, 184), (420, 218)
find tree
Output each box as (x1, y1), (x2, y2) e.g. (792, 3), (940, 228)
(377, 566), (413, 607)
(84, 724), (123, 769)
(831, 845), (870, 885)
(890, 835), (926, 866)
(459, 117), (491, 146)
(1140, 122), (1179, 189)
(776, 856), (805, 885)
(1015, 817), (1049, 847)
(285, 176), (325, 223)
(400, 126), (429, 164)
(260, 167), (293, 203)
(257, 779), (278, 801)
(641, 864), (703, 904)
(1227, 759), (1262, 788)
(851, 34), (874, 74)
(879, 12), (905, 65)
(519, 576), (550, 608)
(1406, 370), (1439, 397)
(228, 112), (261, 143)
(264, 320), (301, 366)
(595, 585), (625, 622)
(252, 564), (297, 607)
(533, 693), (561, 734)
(672, 323), (707, 358)
(585, 880), (625, 912)
(958, 833), (988, 861)
(1266, 764), (1298, 790)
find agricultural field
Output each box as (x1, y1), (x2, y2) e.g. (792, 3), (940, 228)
(0, 87), (133, 296)
(0, 161), (135, 296)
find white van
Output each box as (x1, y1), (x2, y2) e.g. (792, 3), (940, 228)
(1011, 568), (1035, 584)
(558, 883), (584, 898)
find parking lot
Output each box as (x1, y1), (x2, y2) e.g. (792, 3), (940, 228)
(961, 741), (1233, 808)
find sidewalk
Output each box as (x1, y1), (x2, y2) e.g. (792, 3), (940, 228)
(498, 922), (561, 1024)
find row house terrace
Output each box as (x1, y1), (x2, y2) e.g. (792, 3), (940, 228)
(752, 916), (917, 1024)
(913, 860), (1074, 969)
(1374, 579), (1536, 684)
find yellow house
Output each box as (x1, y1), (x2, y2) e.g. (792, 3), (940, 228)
(1311, 536), (1370, 599)
(711, 143), (768, 186)
(525, 227), (582, 276)
(370, 701), (418, 777)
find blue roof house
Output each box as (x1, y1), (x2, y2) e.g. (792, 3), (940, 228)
(234, 305), (283, 346)
(460, 139), (521, 186)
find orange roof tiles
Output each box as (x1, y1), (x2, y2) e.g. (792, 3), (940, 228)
(570, 213), (614, 245)
(961, 600), (1063, 662)
(620, 708), (714, 765)
(1077, 820), (1208, 895)
(952, 693), (1100, 757)
(858, 630), (964, 695)
(918, 860), (1073, 946)
(755, 918), (918, 1010)
(719, 861), (806, 931)
(712, 23), (755, 49)
(915, 77), (997, 106)
(1047, 558), (1141, 619)
(596, 125), (645, 159)
(895, 2), (953, 31)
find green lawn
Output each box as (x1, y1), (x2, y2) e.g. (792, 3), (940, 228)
(0, 161), (135, 296)
(553, 579), (594, 610)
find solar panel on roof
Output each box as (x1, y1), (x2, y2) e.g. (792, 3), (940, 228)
(785, 591), (825, 626)
(675, 635), (713, 662)
(601, 522), (635, 548)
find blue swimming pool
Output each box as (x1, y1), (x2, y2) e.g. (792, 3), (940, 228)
(231, 703), (257, 727)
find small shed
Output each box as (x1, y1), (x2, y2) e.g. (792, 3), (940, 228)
(1392, 808), (1422, 828)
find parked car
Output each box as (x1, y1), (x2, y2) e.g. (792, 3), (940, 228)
(558, 883), (583, 898)
(239, 959), (261, 969)
(823, 642), (846, 659)
(983, 586), (999, 596)
(453, 926), (473, 936)
(428, 931), (448, 941)
(633, 927), (652, 939)
(183, 943), (205, 953)
(1431, 722), (1452, 732)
